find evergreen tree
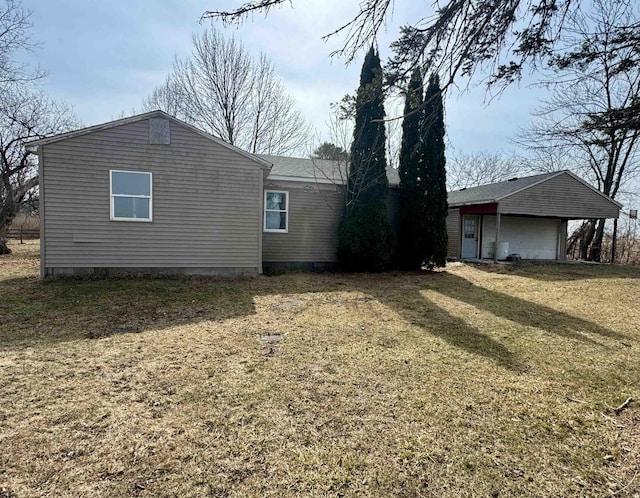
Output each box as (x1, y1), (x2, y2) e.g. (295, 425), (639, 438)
(312, 142), (349, 161)
(397, 68), (429, 270)
(338, 46), (395, 271)
(421, 73), (448, 268)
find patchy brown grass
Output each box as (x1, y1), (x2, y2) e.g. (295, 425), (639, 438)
(1, 240), (639, 497)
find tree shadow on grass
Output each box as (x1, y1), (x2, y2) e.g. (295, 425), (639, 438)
(430, 273), (625, 344)
(1, 272), (519, 371)
(362, 279), (519, 371)
(467, 261), (640, 282)
(0, 269), (624, 365)
(0, 275), (258, 351)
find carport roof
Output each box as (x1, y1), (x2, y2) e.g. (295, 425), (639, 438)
(448, 172), (558, 206)
(447, 170), (622, 209)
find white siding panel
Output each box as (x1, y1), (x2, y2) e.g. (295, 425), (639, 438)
(482, 216), (559, 259)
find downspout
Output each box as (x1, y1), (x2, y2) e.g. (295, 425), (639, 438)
(258, 170), (264, 275)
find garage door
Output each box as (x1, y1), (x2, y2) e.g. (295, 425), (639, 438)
(482, 216), (559, 259)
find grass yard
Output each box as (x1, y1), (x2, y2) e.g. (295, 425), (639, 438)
(1, 240), (639, 497)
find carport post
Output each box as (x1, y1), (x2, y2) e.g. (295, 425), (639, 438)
(494, 212), (501, 263)
(612, 217), (618, 263)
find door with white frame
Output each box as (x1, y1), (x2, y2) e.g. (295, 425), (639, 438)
(462, 215), (480, 259)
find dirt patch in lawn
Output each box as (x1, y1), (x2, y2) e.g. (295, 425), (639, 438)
(1, 240), (639, 497)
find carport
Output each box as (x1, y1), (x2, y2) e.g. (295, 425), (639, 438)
(446, 171), (622, 261)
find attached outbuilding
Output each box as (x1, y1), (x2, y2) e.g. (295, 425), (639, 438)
(446, 171), (622, 261)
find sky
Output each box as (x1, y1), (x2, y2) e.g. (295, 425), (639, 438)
(18, 0), (544, 158)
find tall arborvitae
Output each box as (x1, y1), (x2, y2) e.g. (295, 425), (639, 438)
(397, 68), (429, 270)
(338, 46), (395, 271)
(421, 73), (448, 267)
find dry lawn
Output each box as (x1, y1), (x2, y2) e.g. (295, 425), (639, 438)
(1, 240), (639, 497)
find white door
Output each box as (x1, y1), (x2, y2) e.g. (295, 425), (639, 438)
(462, 216), (480, 258)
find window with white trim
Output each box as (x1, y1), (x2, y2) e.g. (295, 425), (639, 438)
(110, 170), (152, 221)
(264, 190), (288, 232)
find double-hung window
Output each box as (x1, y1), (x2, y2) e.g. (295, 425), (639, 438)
(110, 170), (153, 222)
(264, 190), (288, 232)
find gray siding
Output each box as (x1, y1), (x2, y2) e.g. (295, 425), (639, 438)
(387, 187), (401, 232)
(262, 183), (401, 264)
(262, 180), (344, 263)
(42, 119), (263, 274)
(446, 208), (461, 259)
(499, 173), (620, 219)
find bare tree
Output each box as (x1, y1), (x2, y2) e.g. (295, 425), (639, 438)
(614, 211), (640, 264)
(0, 0), (43, 85)
(306, 105), (353, 187)
(141, 74), (184, 118)
(247, 54), (309, 154)
(517, 147), (580, 175)
(0, 0), (78, 254)
(517, 0), (640, 261)
(143, 28), (309, 155)
(447, 150), (524, 190)
(0, 87), (78, 253)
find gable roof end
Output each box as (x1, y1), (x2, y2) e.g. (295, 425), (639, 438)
(27, 110), (272, 170)
(549, 170), (623, 208)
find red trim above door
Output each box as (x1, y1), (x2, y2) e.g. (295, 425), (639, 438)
(459, 203), (498, 215)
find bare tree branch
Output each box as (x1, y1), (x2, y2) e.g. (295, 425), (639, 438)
(447, 150), (524, 190)
(203, 0), (581, 88)
(0, 86), (79, 253)
(0, 0), (44, 85)
(142, 28), (310, 155)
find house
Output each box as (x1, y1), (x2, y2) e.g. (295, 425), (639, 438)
(28, 110), (398, 277)
(29, 110), (620, 278)
(446, 172), (621, 261)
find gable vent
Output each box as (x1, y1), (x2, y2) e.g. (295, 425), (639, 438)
(149, 118), (171, 144)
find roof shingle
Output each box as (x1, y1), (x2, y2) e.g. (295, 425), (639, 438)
(259, 154), (400, 186)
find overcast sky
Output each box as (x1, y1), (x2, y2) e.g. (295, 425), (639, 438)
(19, 0), (543, 157)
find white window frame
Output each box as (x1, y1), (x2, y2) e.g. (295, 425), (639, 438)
(110, 170), (153, 222)
(263, 190), (289, 233)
